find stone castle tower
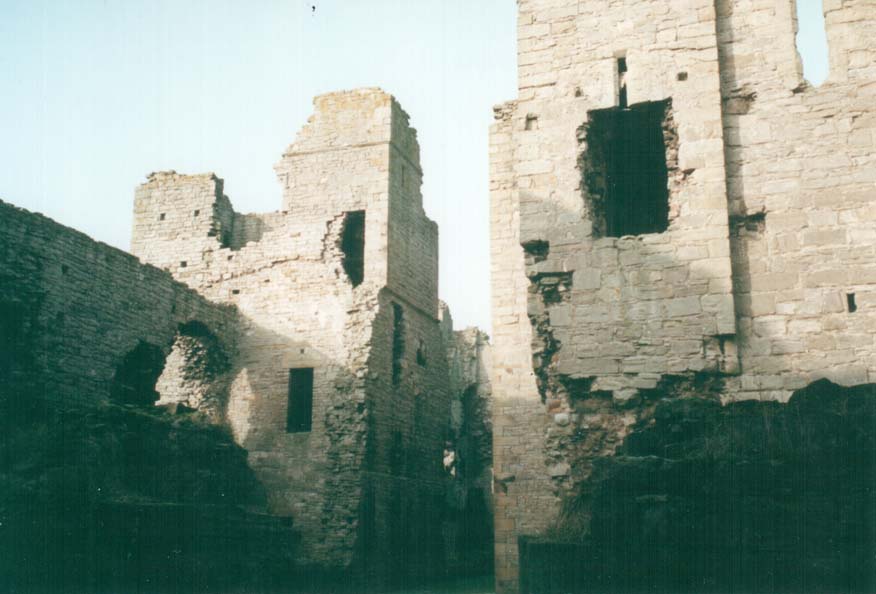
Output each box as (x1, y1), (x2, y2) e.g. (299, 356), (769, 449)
(130, 88), (452, 580)
(490, 0), (875, 591)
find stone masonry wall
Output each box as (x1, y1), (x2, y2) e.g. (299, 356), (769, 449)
(490, 1), (876, 592)
(358, 290), (452, 585)
(718, 0), (876, 399)
(0, 200), (238, 409)
(130, 88), (452, 577)
(490, 99), (556, 592)
(440, 306), (495, 576)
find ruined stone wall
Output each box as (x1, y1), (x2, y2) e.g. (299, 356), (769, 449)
(718, 0), (876, 399)
(490, 100), (555, 592)
(490, 0), (876, 591)
(357, 290), (452, 584)
(491, 1), (734, 589)
(440, 306), (495, 575)
(442, 308), (493, 491)
(133, 171), (371, 567)
(0, 200), (238, 409)
(130, 88), (452, 577)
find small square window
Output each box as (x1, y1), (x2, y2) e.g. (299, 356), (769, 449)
(847, 293), (857, 313)
(180, 261), (187, 268)
(159, 213), (166, 221)
(193, 209), (200, 217)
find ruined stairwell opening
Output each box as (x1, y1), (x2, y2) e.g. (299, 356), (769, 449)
(340, 210), (365, 287)
(580, 99), (676, 238)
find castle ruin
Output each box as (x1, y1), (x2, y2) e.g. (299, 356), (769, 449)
(1, 88), (493, 588)
(490, 0), (875, 591)
(2, 1), (876, 592)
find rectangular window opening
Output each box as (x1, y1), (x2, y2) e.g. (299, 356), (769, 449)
(340, 210), (365, 287)
(392, 303), (405, 386)
(416, 339), (427, 367)
(617, 57), (628, 108)
(287, 368), (314, 433)
(581, 99), (673, 238)
(159, 213), (166, 221)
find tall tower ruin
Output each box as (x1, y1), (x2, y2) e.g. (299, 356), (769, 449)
(131, 88), (451, 582)
(490, 1), (876, 591)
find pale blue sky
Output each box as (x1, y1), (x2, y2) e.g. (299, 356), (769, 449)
(1, 1), (827, 332)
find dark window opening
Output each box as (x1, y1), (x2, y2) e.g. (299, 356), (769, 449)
(581, 99), (673, 238)
(340, 210), (365, 287)
(847, 293), (857, 313)
(617, 56), (628, 108)
(287, 367), (314, 433)
(677, 71), (688, 81)
(525, 114), (538, 131)
(232, 289), (240, 295)
(522, 240), (550, 264)
(416, 339), (427, 367)
(180, 261), (187, 268)
(392, 303), (405, 387)
(193, 209), (200, 217)
(110, 341), (166, 406)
